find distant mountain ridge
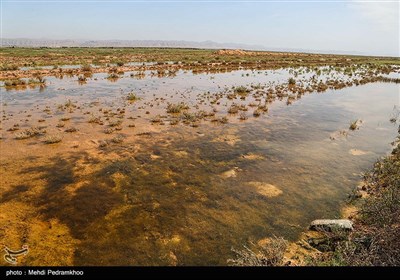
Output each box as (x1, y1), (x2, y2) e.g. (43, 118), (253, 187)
(1, 38), (367, 56)
(2, 38), (267, 50)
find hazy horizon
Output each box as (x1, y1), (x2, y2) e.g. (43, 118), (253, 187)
(2, 0), (399, 57)
(2, 37), (393, 57)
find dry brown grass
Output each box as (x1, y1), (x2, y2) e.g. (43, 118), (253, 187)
(228, 237), (288, 266)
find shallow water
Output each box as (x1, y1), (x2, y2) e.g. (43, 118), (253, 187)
(0, 69), (399, 265)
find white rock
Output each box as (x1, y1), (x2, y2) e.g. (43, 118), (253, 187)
(309, 219), (353, 231)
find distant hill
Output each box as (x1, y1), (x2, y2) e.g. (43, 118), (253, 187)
(1, 38), (267, 51)
(1, 38), (366, 56)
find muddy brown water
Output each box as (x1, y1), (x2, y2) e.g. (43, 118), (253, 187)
(0, 69), (399, 265)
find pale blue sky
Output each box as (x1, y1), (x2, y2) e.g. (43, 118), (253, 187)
(1, 0), (399, 56)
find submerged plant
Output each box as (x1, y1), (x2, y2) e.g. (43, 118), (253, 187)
(111, 135), (124, 143)
(228, 104), (239, 114)
(253, 109), (262, 117)
(107, 73), (119, 80)
(60, 116), (71, 121)
(170, 118), (180, 125)
(14, 127), (46, 140)
(56, 122), (65, 128)
(233, 86), (250, 95)
(151, 115), (163, 123)
(64, 99), (75, 108)
(28, 76), (46, 85)
(228, 237), (288, 266)
(1, 64), (18, 71)
(78, 75), (87, 82)
(349, 119), (360, 130)
(181, 112), (198, 123)
(239, 112), (248, 120)
(219, 116), (229, 124)
(108, 119), (122, 127)
(167, 103), (189, 114)
(44, 134), (62, 144)
(88, 115), (102, 124)
(81, 64), (92, 72)
(64, 127), (77, 133)
(127, 92), (140, 102)
(104, 128), (115, 134)
(4, 79), (27, 87)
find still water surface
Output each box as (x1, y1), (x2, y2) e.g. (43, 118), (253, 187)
(0, 69), (399, 265)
